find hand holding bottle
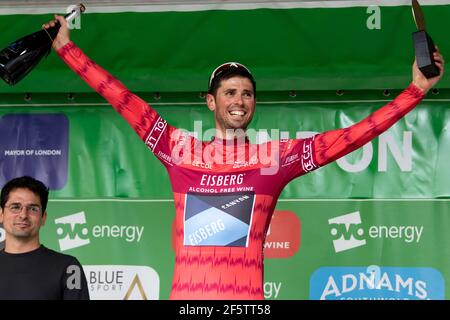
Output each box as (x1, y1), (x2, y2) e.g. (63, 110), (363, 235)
(0, 4), (84, 85)
(43, 15), (71, 51)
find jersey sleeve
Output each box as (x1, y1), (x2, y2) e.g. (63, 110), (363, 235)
(61, 258), (90, 300)
(57, 41), (181, 167)
(313, 84), (424, 167)
(279, 84), (424, 182)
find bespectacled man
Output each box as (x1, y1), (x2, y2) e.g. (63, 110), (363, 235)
(0, 176), (89, 300)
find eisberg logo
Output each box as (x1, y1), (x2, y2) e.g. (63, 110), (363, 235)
(54, 212), (144, 251)
(55, 212), (90, 251)
(329, 211), (366, 253)
(310, 266), (445, 300)
(84, 265), (160, 300)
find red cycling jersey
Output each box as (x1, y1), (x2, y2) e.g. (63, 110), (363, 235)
(58, 42), (424, 299)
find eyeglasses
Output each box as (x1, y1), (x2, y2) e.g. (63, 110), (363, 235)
(208, 62), (253, 90)
(5, 203), (42, 215)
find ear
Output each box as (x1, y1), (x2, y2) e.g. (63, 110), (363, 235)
(0, 210), (4, 224)
(206, 93), (216, 112)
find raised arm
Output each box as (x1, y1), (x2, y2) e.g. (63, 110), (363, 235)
(314, 51), (444, 168)
(44, 15), (181, 166)
(278, 52), (445, 182)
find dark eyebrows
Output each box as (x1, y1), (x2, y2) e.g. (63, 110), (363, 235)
(7, 201), (40, 207)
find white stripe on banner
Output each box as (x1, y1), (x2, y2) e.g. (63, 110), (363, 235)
(1, 98), (450, 108)
(0, 0), (449, 15)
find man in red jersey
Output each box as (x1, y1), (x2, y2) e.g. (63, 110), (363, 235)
(44, 15), (444, 300)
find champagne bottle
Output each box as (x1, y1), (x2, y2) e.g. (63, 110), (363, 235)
(0, 4), (85, 86)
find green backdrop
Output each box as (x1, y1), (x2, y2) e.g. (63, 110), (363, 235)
(0, 2), (449, 299)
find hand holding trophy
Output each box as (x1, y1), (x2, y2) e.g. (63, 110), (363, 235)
(412, 0), (440, 79)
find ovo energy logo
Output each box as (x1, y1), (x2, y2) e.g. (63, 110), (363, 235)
(329, 211), (366, 253)
(328, 211), (425, 253)
(54, 211), (145, 251)
(55, 212), (90, 251)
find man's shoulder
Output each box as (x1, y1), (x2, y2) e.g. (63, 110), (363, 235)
(40, 245), (82, 266)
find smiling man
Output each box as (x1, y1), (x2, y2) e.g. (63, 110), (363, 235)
(206, 62), (256, 137)
(44, 15), (444, 300)
(0, 176), (89, 300)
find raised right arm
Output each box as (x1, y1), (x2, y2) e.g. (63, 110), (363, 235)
(56, 41), (157, 140)
(46, 16), (185, 167)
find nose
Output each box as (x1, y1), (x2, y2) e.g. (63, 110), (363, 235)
(18, 207), (30, 218)
(234, 94), (244, 106)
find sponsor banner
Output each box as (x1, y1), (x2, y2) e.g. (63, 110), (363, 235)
(0, 114), (69, 189)
(310, 266), (445, 300)
(1, 103), (449, 199)
(329, 211), (367, 252)
(38, 199), (450, 299)
(0, 93), (448, 300)
(264, 210), (301, 258)
(84, 265), (160, 300)
(328, 210), (425, 253)
(263, 200), (450, 299)
(53, 211), (144, 252)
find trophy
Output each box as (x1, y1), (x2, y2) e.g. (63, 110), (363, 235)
(412, 0), (440, 78)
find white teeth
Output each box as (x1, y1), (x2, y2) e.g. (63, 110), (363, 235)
(230, 111), (245, 116)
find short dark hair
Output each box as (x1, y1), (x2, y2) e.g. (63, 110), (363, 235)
(207, 62), (256, 97)
(0, 176), (49, 213)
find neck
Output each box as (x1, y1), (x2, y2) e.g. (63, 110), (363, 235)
(5, 236), (41, 254)
(215, 126), (247, 140)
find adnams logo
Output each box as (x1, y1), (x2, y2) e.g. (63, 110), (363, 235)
(54, 212), (144, 251)
(328, 211), (424, 253)
(310, 266), (445, 300)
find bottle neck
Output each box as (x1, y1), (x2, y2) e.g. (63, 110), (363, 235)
(45, 5), (84, 41)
